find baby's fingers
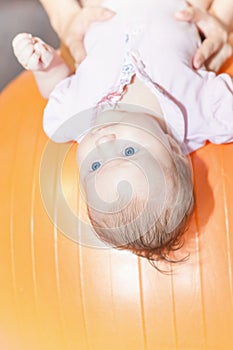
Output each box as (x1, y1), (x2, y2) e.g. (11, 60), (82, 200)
(26, 52), (41, 70)
(12, 33), (33, 58)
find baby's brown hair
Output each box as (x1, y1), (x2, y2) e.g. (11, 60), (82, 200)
(86, 143), (194, 272)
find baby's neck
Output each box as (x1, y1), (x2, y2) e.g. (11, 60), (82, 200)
(120, 75), (164, 121)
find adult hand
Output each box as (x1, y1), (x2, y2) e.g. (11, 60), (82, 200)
(60, 6), (115, 66)
(175, 4), (233, 71)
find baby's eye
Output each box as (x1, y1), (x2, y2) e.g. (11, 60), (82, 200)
(91, 161), (102, 172)
(124, 146), (137, 157)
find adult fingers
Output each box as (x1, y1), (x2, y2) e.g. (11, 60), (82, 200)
(206, 42), (233, 71)
(175, 4), (228, 40)
(82, 6), (116, 25)
(175, 5), (229, 69)
(62, 7), (115, 66)
(175, 5), (204, 23)
(193, 37), (223, 68)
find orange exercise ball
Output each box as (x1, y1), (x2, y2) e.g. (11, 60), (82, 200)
(0, 53), (233, 349)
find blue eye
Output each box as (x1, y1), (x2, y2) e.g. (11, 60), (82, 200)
(124, 146), (136, 157)
(91, 161), (101, 172)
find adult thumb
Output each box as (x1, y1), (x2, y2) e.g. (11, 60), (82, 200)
(175, 5), (205, 23)
(85, 7), (116, 24)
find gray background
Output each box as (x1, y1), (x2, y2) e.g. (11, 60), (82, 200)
(0, 0), (59, 91)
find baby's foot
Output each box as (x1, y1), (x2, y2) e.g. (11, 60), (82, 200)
(12, 33), (54, 71)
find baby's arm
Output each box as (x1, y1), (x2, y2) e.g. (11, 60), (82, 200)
(12, 33), (71, 99)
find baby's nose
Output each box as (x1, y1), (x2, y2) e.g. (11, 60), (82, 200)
(95, 133), (116, 146)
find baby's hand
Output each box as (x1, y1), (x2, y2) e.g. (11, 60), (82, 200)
(175, 5), (233, 72)
(60, 6), (115, 66)
(12, 33), (54, 71)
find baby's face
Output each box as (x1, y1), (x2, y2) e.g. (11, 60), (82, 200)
(77, 110), (176, 211)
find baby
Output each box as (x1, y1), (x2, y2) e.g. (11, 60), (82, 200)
(13, 0), (233, 269)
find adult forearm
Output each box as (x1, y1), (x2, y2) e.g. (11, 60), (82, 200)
(209, 0), (233, 31)
(39, 0), (81, 37)
(187, 0), (213, 10)
(184, 0), (233, 32)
